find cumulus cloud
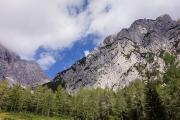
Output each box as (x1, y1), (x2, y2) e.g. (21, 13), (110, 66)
(37, 52), (56, 70)
(84, 50), (90, 57)
(0, 0), (180, 68)
(86, 0), (180, 36)
(0, 0), (87, 59)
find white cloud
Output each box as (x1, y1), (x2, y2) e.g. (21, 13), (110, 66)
(0, 0), (86, 59)
(84, 50), (90, 56)
(37, 52), (56, 70)
(0, 0), (180, 68)
(86, 0), (180, 37)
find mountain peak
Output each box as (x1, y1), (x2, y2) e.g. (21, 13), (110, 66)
(52, 15), (180, 92)
(156, 14), (172, 22)
(0, 44), (49, 86)
(0, 44), (20, 62)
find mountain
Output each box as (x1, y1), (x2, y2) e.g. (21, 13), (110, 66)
(52, 14), (180, 92)
(0, 44), (49, 86)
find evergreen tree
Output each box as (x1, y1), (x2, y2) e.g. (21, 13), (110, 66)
(123, 80), (145, 120)
(8, 85), (22, 112)
(41, 87), (55, 116)
(17, 87), (32, 112)
(112, 88), (127, 120)
(32, 86), (45, 115)
(55, 86), (72, 116)
(145, 81), (168, 120)
(98, 88), (112, 120)
(161, 52), (180, 119)
(0, 80), (10, 111)
(72, 88), (99, 120)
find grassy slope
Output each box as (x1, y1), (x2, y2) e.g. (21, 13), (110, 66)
(0, 112), (73, 120)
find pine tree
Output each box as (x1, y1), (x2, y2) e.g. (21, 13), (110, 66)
(8, 85), (22, 112)
(161, 52), (180, 119)
(55, 86), (71, 116)
(124, 80), (145, 120)
(42, 87), (55, 116)
(98, 88), (112, 120)
(17, 87), (32, 112)
(145, 81), (168, 120)
(112, 88), (127, 120)
(0, 80), (10, 111)
(32, 86), (45, 115)
(72, 88), (98, 120)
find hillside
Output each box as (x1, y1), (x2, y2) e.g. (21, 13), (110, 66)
(52, 14), (180, 92)
(0, 44), (49, 86)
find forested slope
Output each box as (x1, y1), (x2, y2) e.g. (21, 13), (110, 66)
(0, 52), (179, 120)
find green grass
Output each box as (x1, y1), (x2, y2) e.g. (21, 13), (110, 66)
(0, 112), (73, 120)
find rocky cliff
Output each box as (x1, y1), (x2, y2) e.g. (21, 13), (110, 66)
(0, 44), (49, 86)
(53, 14), (180, 92)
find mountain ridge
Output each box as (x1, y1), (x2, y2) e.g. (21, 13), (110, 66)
(52, 14), (180, 92)
(0, 44), (49, 86)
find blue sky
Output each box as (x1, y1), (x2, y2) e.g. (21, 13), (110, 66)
(43, 34), (99, 78)
(0, 0), (180, 79)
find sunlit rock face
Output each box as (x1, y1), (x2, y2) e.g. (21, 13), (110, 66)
(54, 14), (180, 92)
(0, 44), (49, 86)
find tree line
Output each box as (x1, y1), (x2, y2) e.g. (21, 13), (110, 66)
(0, 52), (179, 120)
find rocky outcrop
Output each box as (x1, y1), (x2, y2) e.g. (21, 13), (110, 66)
(0, 44), (49, 86)
(53, 14), (180, 92)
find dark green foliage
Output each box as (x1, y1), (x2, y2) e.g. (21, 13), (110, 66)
(159, 52), (180, 119)
(159, 49), (165, 58)
(79, 57), (86, 65)
(0, 78), (177, 120)
(43, 75), (65, 91)
(123, 80), (146, 120)
(0, 80), (10, 111)
(55, 86), (72, 116)
(163, 52), (180, 83)
(145, 81), (168, 120)
(163, 52), (176, 66)
(0, 80), (147, 120)
(112, 89), (127, 119)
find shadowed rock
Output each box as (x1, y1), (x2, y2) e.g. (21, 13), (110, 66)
(0, 44), (49, 86)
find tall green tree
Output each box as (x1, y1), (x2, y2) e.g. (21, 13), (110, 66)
(55, 86), (72, 116)
(112, 88), (127, 120)
(98, 88), (113, 120)
(161, 52), (180, 119)
(17, 87), (32, 112)
(124, 80), (145, 120)
(145, 81), (168, 120)
(41, 87), (55, 116)
(72, 88), (99, 120)
(0, 80), (10, 111)
(8, 85), (22, 112)
(32, 86), (45, 115)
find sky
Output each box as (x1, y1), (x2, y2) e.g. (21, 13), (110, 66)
(0, 0), (180, 78)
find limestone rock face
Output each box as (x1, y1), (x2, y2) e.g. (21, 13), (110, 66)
(54, 14), (180, 92)
(0, 44), (49, 86)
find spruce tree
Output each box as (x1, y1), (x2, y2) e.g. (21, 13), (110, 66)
(55, 86), (71, 116)
(0, 80), (9, 111)
(145, 81), (168, 120)
(162, 52), (180, 119)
